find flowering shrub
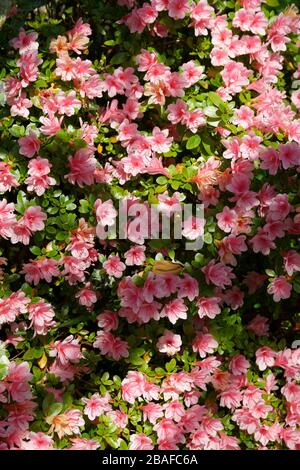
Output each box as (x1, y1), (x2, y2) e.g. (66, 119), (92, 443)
(0, 0), (300, 450)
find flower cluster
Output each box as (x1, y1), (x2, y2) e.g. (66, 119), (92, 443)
(0, 0), (300, 451)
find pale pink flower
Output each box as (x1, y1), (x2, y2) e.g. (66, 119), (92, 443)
(129, 433), (154, 450)
(23, 205), (47, 232)
(49, 335), (82, 365)
(168, 0), (190, 19)
(108, 410), (128, 429)
(283, 250), (300, 276)
(28, 300), (56, 335)
(10, 93), (32, 118)
(21, 432), (54, 450)
(10, 28), (39, 54)
(124, 245), (146, 266)
(46, 409), (84, 439)
(94, 198), (117, 226)
(103, 254), (126, 278)
(192, 332), (218, 358)
(267, 276), (292, 302)
(182, 215), (205, 240)
(18, 132), (41, 158)
(202, 260), (235, 288)
(230, 354), (250, 376)
(93, 331), (129, 360)
(160, 298), (187, 324)
(56, 90), (81, 116)
(69, 438), (100, 450)
(121, 371), (145, 404)
(76, 284), (97, 307)
(97, 310), (119, 331)
(256, 346), (276, 371)
(39, 115), (63, 136)
(181, 61), (204, 86)
(216, 206), (238, 233)
(65, 149), (96, 187)
(0, 162), (19, 193)
(156, 330), (182, 355)
(197, 296), (221, 319)
(177, 274), (199, 301)
(141, 403), (164, 425)
(82, 392), (111, 420)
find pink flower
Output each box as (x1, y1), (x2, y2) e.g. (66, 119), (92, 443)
(18, 132), (41, 158)
(192, 332), (218, 358)
(10, 28), (38, 54)
(182, 61), (204, 87)
(250, 228), (275, 255)
(10, 93), (32, 118)
(221, 60), (251, 94)
(97, 310), (119, 331)
(46, 409), (84, 439)
(124, 245), (146, 266)
(93, 331), (129, 360)
(25, 157), (56, 195)
(49, 335), (82, 365)
(0, 199), (16, 239)
(65, 149), (96, 187)
(260, 147), (280, 175)
(229, 354), (250, 376)
(28, 300), (56, 335)
(197, 297), (221, 319)
(69, 438), (100, 450)
(129, 433), (154, 450)
(267, 276), (292, 302)
(182, 215), (205, 240)
(255, 346), (276, 371)
(21, 432), (54, 450)
(160, 298), (187, 324)
(247, 315), (269, 336)
(168, 0), (190, 19)
(121, 371), (145, 403)
(108, 410), (128, 429)
(156, 330), (182, 355)
(283, 250), (300, 276)
(94, 198), (117, 226)
(177, 274), (199, 301)
(202, 260), (235, 288)
(153, 418), (183, 443)
(0, 162), (19, 193)
(82, 392), (111, 420)
(151, 127), (173, 153)
(23, 206), (47, 232)
(217, 207), (238, 233)
(167, 99), (188, 124)
(103, 254), (126, 278)
(76, 284), (97, 307)
(39, 115), (63, 136)
(141, 403), (164, 424)
(56, 90), (81, 116)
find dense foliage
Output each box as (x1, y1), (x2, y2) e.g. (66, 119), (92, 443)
(0, 0), (300, 450)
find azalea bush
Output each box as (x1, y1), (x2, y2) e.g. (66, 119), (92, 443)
(0, 0), (300, 451)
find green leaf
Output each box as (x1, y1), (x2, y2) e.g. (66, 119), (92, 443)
(166, 358), (176, 372)
(203, 232), (212, 244)
(156, 176), (168, 185)
(186, 134), (201, 150)
(29, 246), (41, 256)
(9, 124), (25, 138)
(208, 92), (227, 112)
(47, 402), (63, 416)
